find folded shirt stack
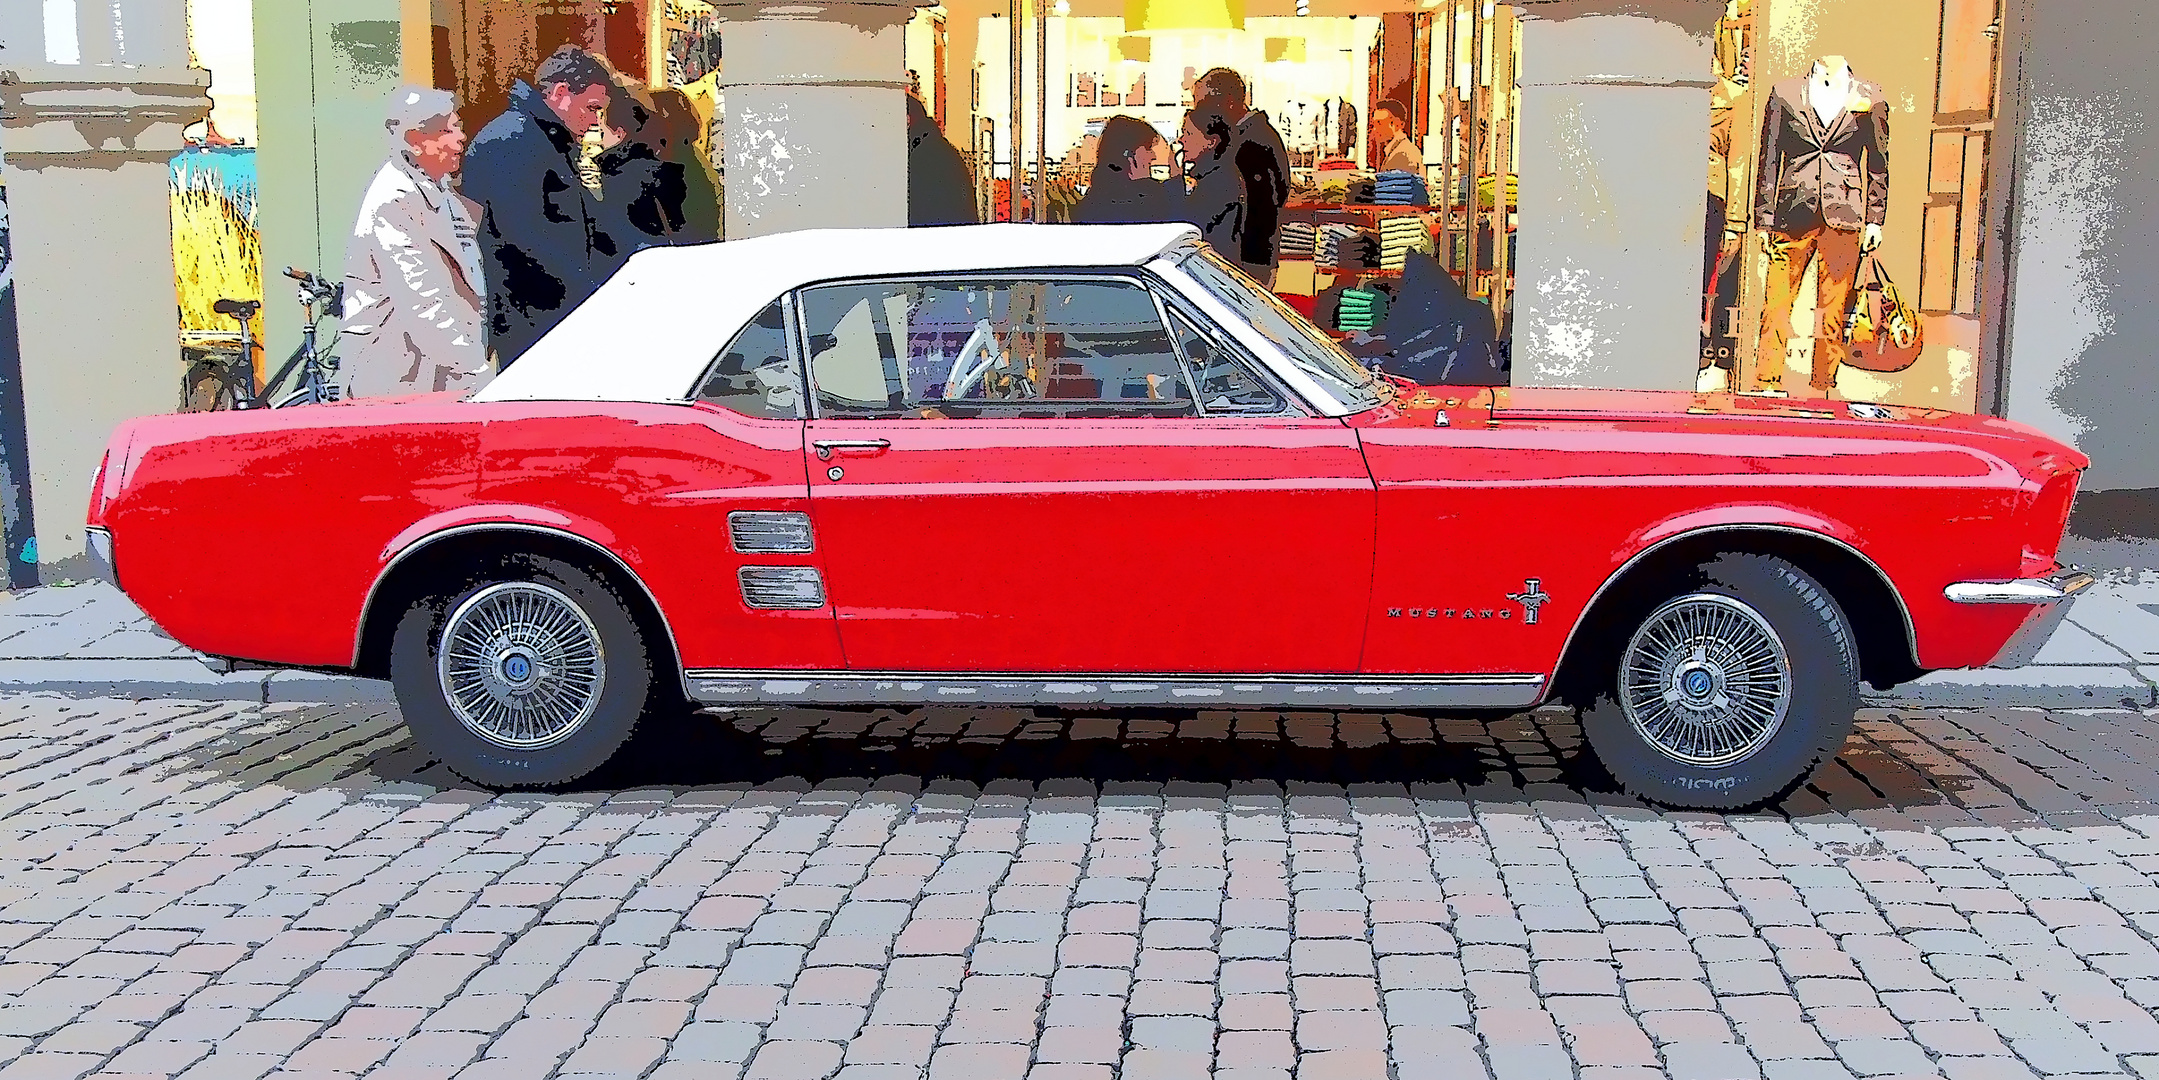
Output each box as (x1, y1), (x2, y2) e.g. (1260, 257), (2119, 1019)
(1347, 176), (1379, 205)
(1375, 170), (1430, 207)
(1380, 216), (1434, 270)
(1279, 221), (1318, 259)
(1316, 223), (1359, 268)
(1336, 286), (1391, 331)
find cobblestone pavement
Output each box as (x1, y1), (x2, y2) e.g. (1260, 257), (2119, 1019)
(4, 699), (2159, 1080)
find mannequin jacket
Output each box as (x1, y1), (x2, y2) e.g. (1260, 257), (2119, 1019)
(1753, 74), (1889, 234)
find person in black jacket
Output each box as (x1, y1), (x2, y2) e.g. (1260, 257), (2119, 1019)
(1197, 68), (1290, 286)
(1179, 102), (1245, 261)
(908, 95), (979, 227)
(1073, 116), (1186, 225)
(460, 46), (616, 369)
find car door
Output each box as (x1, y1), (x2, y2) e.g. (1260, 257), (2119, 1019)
(797, 271), (1376, 675)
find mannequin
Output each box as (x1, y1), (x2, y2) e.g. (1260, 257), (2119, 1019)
(1751, 55), (1890, 398)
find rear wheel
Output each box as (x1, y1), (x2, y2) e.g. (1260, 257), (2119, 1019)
(1578, 553), (1860, 810)
(390, 554), (662, 788)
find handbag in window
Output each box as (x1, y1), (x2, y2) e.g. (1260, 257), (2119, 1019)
(1842, 254), (1923, 373)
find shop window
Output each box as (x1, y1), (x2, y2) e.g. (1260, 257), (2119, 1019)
(697, 299), (804, 420)
(800, 277), (1195, 420)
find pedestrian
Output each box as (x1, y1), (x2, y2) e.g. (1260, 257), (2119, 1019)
(592, 76), (721, 258)
(339, 85), (491, 399)
(908, 94), (979, 227)
(1073, 116), (1185, 225)
(649, 87), (723, 242)
(1179, 102), (1245, 260)
(1195, 67), (1290, 285)
(460, 45), (616, 370)
(1371, 98), (1425, 174)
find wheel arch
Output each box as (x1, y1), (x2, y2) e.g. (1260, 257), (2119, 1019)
(1548, 523), (1922, 706)
(352, 522), (686, 694)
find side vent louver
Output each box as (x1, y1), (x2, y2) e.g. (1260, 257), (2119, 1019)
(729, 511), (815, 554)
(738, 567), (826, 610)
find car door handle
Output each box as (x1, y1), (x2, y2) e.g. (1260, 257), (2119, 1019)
(812, 439), (891, 460)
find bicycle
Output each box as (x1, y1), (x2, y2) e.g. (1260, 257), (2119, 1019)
(184, 267), (344, 412)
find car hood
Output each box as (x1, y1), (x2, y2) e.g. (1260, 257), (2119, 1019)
(1357, 385), (2089, 477)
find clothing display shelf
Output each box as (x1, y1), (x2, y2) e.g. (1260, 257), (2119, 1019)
(1285, 204), (1436, 278)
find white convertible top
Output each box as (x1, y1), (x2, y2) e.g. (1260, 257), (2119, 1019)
(473, 222), (1204, 404)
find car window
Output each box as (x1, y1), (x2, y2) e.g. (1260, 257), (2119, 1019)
(1164, 307), (1284, 414)
(799, 277), (1196, 419)
(697, 299), (804, 420)
(1174, 246), (1388, 414)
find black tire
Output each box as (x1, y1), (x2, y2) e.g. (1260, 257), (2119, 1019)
(390, 554), (662, 788)
(1578, 553), (1860, 810)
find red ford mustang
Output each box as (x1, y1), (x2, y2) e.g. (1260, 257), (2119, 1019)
(85, 224), (2090, 809)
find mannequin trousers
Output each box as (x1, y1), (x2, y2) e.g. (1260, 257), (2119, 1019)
(1755, 225), (1862, 392)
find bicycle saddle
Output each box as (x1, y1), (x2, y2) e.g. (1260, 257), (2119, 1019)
(213, 298), (263, 319)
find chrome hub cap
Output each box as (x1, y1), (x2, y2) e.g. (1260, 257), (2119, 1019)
(438, 582), (606, 750)
(1620, 592), (1791, 768)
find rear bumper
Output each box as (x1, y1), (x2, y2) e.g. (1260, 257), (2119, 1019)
(85, 527), (117, 589)
(1945, 569), (2096, 668)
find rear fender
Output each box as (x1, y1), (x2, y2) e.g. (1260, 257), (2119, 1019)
(355, 509), (676, 673)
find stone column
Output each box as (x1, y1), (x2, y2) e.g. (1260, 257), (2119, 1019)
(0, 0), (209, 576)
(712, 0), (917, 238)
(1507, 0), (1719, 391)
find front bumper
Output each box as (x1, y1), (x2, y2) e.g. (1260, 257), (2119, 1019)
(1945, 569), (2096, 668)
(85, 527), (117, 588)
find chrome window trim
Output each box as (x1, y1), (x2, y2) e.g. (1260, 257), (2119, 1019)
(683, 669), (1545, 709)
(354, 523), (686, 693)
(1549, 524), (1923, 684)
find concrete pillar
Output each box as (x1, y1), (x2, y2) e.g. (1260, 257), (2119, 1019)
(1507, 0), (1719, 391)
(0, 0), (210, 574)
(713, 0), (916, 238)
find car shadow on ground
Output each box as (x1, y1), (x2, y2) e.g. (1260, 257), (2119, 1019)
(294, 701), (2061, 824)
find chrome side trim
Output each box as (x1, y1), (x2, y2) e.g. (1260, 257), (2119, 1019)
(728, 510), (815, 554)
(683, 670), (1546, 709)
(737, 566), (827, 610)
(1552, 524), (1923, 686)
(354, 523), (686, 687)
(1945, 570), (2095, 604)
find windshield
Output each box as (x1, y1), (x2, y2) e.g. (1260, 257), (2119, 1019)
(1173, 245), (1388, 414)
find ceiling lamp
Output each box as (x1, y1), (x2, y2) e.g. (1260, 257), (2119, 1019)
(1124, 0), (1245, 34)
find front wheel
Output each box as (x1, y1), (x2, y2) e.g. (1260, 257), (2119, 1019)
(390, 555), (662, 788)
(1578, 553), (1860, 810)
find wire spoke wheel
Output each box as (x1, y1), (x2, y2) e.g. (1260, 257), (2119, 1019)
(1619, 591), (1792, 768)
(436, 582), (608, 751)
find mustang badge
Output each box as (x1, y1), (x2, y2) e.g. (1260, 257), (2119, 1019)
(1388, 579), (1551, 625)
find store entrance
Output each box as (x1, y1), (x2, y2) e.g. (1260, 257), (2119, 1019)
(944, 0), (1522, 386)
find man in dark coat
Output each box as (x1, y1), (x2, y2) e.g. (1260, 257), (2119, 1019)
(460, 45), (616, 369)
(907, 95), (978, 227)
(1197, 68), (1290, 286)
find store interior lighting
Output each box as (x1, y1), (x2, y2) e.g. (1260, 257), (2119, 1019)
(1123, 0), (1245, 34)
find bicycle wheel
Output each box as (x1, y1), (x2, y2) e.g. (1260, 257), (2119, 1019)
(182, 358), (239, 412)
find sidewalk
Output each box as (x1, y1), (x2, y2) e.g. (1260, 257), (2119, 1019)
(1, 567), (2155, 710)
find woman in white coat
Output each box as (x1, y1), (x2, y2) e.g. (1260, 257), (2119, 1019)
(340, 86), (492, 399)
